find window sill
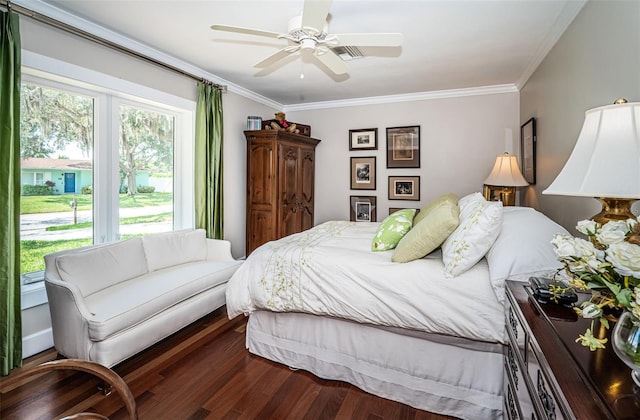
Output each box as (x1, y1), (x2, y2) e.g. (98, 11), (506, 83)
(22, 279), (48, 310)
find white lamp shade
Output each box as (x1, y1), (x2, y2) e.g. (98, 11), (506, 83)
(484, 152), (529, 187)
(543, 101), (640, 198)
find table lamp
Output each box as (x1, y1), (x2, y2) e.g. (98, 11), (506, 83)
(483, 152), (529, 206)
(543, 99), (640, 224)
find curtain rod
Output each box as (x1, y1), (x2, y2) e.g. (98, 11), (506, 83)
(1, 0), (227, 92)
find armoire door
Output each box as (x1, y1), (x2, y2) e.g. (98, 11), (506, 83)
(278, 143), (301, 238)
(246, 141), (276, 254)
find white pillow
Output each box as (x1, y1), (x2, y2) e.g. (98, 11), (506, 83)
(442, 193), (503, 277)
(142, 229), (207, 271)
(486, 207), (570, 302)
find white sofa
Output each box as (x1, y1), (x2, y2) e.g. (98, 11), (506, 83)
(44, 229), (243, 368)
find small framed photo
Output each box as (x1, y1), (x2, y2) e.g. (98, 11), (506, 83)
(521, 117), (536, 184)
(388, 176), (420, 201)
(386, 126), (420, 168)
(350, 196), (377, 222)
(350, 156), (376, 190)
(349, 128), (378, 150)
(389, 207), (420, 216)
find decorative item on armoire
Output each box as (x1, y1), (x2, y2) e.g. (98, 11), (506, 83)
(261, 112), (311, 136)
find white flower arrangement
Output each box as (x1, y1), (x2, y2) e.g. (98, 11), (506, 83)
(551, 217), (640, 350)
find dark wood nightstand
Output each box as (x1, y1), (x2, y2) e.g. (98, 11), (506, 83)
(504, 280), (639, 419)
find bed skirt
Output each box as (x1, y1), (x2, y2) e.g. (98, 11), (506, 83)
(246, 311), (505, 419)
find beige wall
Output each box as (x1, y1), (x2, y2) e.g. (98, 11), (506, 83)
(289, 91), (520, 223)
(520, 0), (640, 233)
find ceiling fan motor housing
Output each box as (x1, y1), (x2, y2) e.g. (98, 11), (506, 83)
(288, 15), (328, 39)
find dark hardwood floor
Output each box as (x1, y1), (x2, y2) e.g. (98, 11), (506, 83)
(0, 308), (456, 419)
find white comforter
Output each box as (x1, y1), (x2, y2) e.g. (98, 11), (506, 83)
(226, 221), (506, 344)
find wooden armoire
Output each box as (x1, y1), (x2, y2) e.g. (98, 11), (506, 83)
(244, 130), (321, 255)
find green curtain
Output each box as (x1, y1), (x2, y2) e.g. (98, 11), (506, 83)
(0, 9), (22, 376)
(194, 83), (224, 239)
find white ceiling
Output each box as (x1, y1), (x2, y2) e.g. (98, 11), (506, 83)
(31, 0), (586, 107)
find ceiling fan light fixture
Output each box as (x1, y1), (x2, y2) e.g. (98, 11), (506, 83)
(300, 38), (317, 51)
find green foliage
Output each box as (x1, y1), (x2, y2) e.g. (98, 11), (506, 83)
(20, 83), (93, 158)
(119, 105), (174, 195)
(136, 185), (156, 193)
(45, 212), (171, 231)
(20, 192), (173, 214)
(22, 184), (53, 196)
(21, 194), (92, 213)
(20, 238), (93, 274)
(81, 185), (92, 194)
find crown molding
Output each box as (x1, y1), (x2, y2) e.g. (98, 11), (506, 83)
(516, 0), (587, 90)
(284, 84), (519, 112)
(12, 0), (283, 110)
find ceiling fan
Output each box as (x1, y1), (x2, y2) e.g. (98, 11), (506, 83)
(210, 0), (402, 76)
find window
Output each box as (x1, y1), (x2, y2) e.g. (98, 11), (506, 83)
(20, 82), (95, 283)
(19, 63), (194, 286)
(118, 103), (174, 236)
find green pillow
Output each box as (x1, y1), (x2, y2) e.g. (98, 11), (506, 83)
(371, 209), (417, 251)
(392, 199), (460, 262)
(413, 193), (458, 226)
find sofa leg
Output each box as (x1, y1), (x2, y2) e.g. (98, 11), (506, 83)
(97, 381), (113, 396)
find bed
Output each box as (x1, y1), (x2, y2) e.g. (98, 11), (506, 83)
(226, 194), (569, 419)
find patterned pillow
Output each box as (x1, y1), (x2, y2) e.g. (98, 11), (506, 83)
(441, 193), (503, 276)
(371, 209), (417, 251)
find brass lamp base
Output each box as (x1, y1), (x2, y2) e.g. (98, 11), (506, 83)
(592, 197), (637, 225)
(483, 185), (516, 206)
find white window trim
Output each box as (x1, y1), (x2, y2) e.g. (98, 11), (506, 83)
(20, 51), (196, 309)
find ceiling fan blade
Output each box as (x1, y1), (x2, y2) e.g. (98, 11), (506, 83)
(254, 48), (295, 68)
(332, 33), (403, 47)
(210, 24), (282, 39)
(314, 49), (349, 75)
(301, 0), (332, 32)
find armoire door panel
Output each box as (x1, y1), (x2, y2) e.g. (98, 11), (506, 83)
(247, 143), (274, 206)
(247, 210), (274, 253)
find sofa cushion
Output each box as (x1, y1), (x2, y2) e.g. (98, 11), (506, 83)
(56, 237), (147, 297)
(142, 229), (207, 272)
(83, 260), (242, 341)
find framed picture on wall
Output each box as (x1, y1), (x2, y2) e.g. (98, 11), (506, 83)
(350, 156), (376, 190)
(349, 128), (378, 150)
(521, 117), (536, 184)
(350, 196), (377, 222)
(389, 207), (420, 216)
(386, 126), (420, 168)
(388, 176), (420, 201)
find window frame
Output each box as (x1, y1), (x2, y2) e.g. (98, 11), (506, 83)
(20, 51), (196, 307)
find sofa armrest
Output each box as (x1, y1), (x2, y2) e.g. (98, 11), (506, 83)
(44, 276), (94, 360)
(205, 239), (236, 262)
